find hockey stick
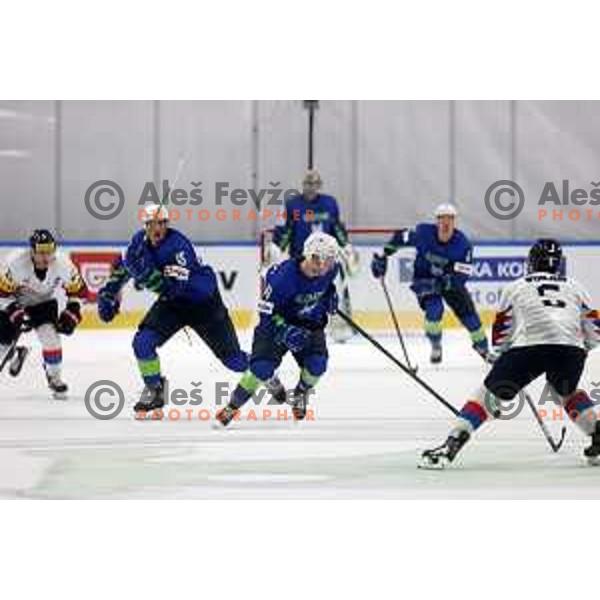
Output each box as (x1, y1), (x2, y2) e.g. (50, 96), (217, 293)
(336, 309), (459, 415)
(523, 390), (567, 452)
(380, 278), (417, 374)
(0, 323), (30, 374)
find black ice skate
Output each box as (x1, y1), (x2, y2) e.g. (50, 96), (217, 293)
(9, 346), (29, 377)
(584, 422), (600, 466)
(215, 403), (239, 427)
(292, 387), (309, 421)
(45, 368), (68, 400)
(134, 377), (166, 416)
(265, 376), (287, 404)
(430, 344), (442, 364)
(419, 430), (470, 469)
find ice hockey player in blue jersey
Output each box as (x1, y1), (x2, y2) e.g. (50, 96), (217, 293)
(96, 204), (247, 415)
(370, 203), (489, 364)
(216, 231), (340, 426)
(265, 169), (358, 343)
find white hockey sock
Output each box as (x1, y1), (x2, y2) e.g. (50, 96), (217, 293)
(36, 324), (62, 378)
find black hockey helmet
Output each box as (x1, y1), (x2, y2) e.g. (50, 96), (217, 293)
(528, 238), (563, 274)
(29, 229), (57, 254)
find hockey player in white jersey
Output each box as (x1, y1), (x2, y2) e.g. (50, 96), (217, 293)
(0, 230), (87, 398)
(420, 239), (600, 468)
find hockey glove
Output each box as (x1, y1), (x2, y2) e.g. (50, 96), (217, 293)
(6, 302), (30, 331)
(370, 253), (388, 279)
(97, 289), (120, 323)
(277, 324), (311, 353)
(57, 301), (82, 335)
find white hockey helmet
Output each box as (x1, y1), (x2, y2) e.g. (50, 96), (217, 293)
(141, 203), (170, 224)
(303, 231), (339, 262)
(434, 203), (458, 219)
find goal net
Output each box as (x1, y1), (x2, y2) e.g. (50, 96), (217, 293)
(258, 227), (422, 333)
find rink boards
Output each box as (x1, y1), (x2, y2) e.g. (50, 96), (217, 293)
(0, 241), (598, 331)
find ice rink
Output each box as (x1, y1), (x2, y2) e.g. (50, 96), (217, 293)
(1, 328), (599, 499)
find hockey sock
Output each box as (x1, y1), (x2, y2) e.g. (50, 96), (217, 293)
(297, 368), (320, 393)
(230, 370), (262, 409)
(137, 357), (162, 387)
(424, 320), (442, 347)
(133, 329), (162, 386)
(462, 313), (489, 351)
(564, 390), (598, 435)
(37, 324), (62, 378)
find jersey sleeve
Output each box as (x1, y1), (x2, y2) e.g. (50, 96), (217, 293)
(99, 256), (131, 298)
(272, 200), (294, 252)
(257, 264), (293, 328)
(450, 238), (474, 284)
(383, 228), (416, 256)
(60, 255), (88, 300)
(329, 197), (349, 247)
(0, 257), (18, 299)
(577, 282), (600, 351)
(491, 283), (516, 352)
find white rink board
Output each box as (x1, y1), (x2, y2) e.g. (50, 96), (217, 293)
(0, 242), (598, 324)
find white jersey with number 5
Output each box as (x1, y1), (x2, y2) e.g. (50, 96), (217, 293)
(492, 271), (598, 351)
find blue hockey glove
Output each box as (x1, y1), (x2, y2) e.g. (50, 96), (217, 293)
(97, 289), (120, 323)
(370, 253), (388, 279)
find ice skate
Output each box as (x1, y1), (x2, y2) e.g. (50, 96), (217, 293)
(419, 430), (470, 469)
(292, 387), (309, 421)
(215, 403), (240, 428)
(45, 368), (68, 400)
(584, 422), (600, 466)
(430, 343), (442, 364)
(134, 377), (166, 417)
(265, 376), (287, 404)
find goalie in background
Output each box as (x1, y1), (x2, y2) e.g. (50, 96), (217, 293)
(263, 169), (358, 343)
(0, 230), (87, 398)
(371, 204), (489, 364)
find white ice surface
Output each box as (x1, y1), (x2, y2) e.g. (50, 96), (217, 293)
(1, 329), (599, 499)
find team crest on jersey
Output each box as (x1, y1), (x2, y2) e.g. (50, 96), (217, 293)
(176, 251), (187, 267)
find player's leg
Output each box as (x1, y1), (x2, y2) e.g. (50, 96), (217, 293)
(216, 326), (286, 426)
(132, 300), (184, 413)
(545, 346), (600, 464)
(443, 287), (489, 360)
(291, 331), (328, 420)
(421, 347), (545, 468)
(185, 289), (248, 374)
(28, 300), (66, 398)
(415, 291), (444, 363)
